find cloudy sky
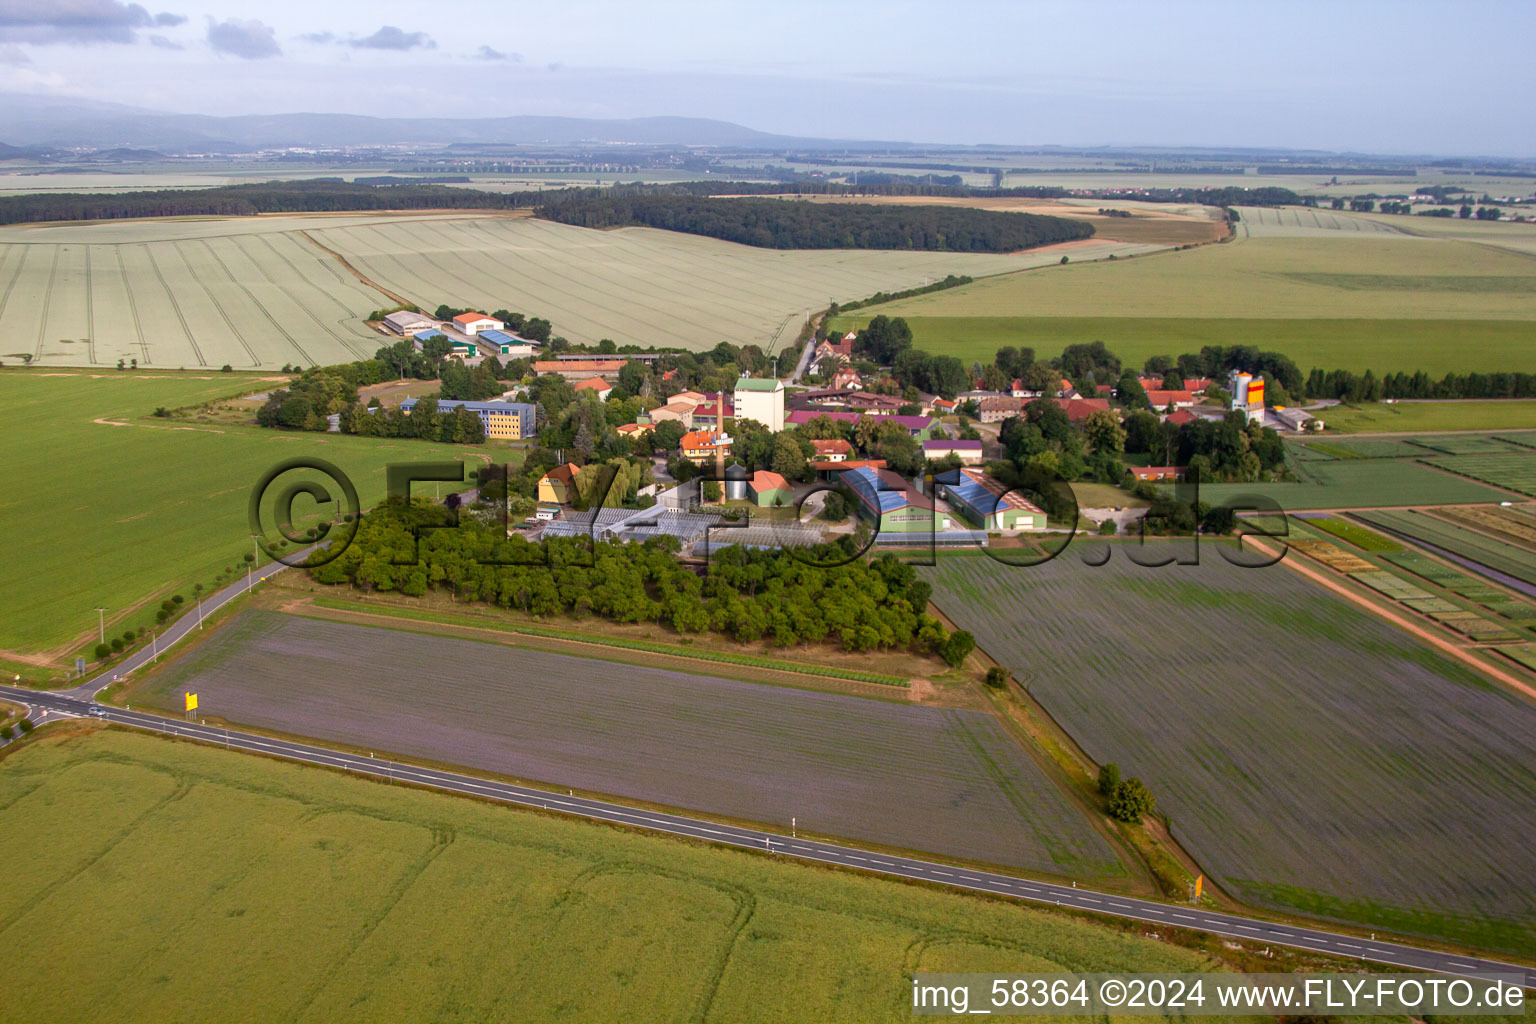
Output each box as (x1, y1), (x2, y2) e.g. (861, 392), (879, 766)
(2, 0), (1533, 155)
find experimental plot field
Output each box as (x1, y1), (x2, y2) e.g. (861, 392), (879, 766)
(921, 550), (1536, 953)
(139, 610), (1121, 877)
(1423, 451), (1536, 497)
(1355, 510), (1536, 587)
(833, 236), (1536, 374)
(0, 730), (1215, 1024)
(311, 215), (1151, 356)
(1196, 450), (1508, 510)
(0, 371), (517, 656)
(0, 219), (404, 369)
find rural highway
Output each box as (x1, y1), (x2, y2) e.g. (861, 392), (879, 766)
(2, 684), (1531, 988)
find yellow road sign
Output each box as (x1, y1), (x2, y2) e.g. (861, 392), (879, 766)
(1194, 874), (1203, 898)
(185, 692), (198, 712)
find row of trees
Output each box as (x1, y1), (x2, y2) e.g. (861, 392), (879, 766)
(310, 500), (961, 656)
(537, 192), (1096, 252)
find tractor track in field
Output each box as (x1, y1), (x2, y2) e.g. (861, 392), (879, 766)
(143, 244), (206, 366)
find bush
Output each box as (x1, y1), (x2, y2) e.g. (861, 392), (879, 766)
(984, 666), (1009, 688)
(0, 725), (12, 740)
(94, 643), (112, 660)
(941, 629), (975, 668)
(110, 638), (124, 652)
(122, 630), (135, 642)
(220, 364), (233, 372)
(1108, 777), (1155, 823)
(155, 609), (170, 623)
(1098, 518), (1118, 536)
(1097, 762), (1121, 797)
(18, 719), (34, 734)
(172, 594), (184, 605)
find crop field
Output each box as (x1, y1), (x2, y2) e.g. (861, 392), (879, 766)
(1354, 511), (1536, 587)
(831, 236), (1536, 373)
(0, 223), (391, 368)
(1231, 206), (1412, 238)
(1320, 403), (1536, 434)
(1195, 452), (1508, 510)
(0, 371), (518, 657)
(1422, 452), (1536, 496)
(920, 549), (1536, 952)
(0, 729), (1221, 1024)
(1305, 439), (1428, 459)
(135, 610), (1122, 877)
(312, 215), (1153, 356)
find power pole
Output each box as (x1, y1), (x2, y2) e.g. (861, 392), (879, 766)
(94, 607), (107, 644)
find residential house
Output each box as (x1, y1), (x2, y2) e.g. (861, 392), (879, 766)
(748, 471), (793, 507)
(810, 438), (852, 462)
(1144, 389), (1196, 410)
(1010, 379), (1044, 399)
(927, 396), (958, 416)
(647, 401), (696, 429)
(679, 429), (731, 465)
(1129, 466), (1186, 482)
(977, 396), (1026, 423)
(691, 398), (733, 429)
(1055, 397), (1113, 423)
(1183, 378), (1214, 393)
(814, 334), (855, 364)
(573, 376), (614, 401)
(829, 366), (863, 390)
(1164, 408), (1197, 427)
(537, 463), (581, 504)
(616, 422), (652, 439)
(939, 468), (1047, 531)
(1058, 378), (1081, 399)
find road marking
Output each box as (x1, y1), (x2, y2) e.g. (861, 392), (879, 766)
(1172, 913), (1196, 920)
(930, 870), (952, 877)
(1079, 897), (1100, 904)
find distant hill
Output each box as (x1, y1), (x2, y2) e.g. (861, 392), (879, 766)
(0, 95), (853, 152)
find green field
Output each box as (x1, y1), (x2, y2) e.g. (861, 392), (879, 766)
(1300, 516), (1400, 551)
(921, 549), (1536, 953)
(1355, 510), (1536, 586)
(0, 728), (1222, 1023)
(1423, 452), (1536, 496)
(1320, 404), (1536, 434)
(1196, 453), (1508, 511)
(0, 371), (518, 657)
(830, 235), (1536, 374)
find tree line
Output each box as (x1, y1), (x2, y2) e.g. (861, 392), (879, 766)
(535, 192), (1095, 252)
(310, 499), (965, 658)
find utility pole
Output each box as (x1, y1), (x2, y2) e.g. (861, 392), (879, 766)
(94, 607), (107, 644)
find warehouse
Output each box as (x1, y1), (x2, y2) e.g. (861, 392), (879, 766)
(840, 465), (949, 534)
(383, 310), (439, 336)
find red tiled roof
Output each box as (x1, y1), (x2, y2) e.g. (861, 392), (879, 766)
(1053, 397), (1111, 421)
(453, 312), (493, 325)
(533, 359), (625, 373)
(1165, 409), (1196, 426)
(573, 376), (611, 392)
(1145, 389), (1195, 407)
(680, 429), (727, 451)
(811, 438), (852, 454)
(750, 471), (790, 493)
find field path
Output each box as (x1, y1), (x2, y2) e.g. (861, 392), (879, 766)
(1250, 536), (1536, 701)
(297, 230), (409, 308)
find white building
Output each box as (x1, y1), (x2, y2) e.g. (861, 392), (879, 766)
(451, 312), (504, 336)
(383, 310), (438, 336)
(733, 376), (785, 432)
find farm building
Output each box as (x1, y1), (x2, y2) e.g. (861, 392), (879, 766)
(400, 398), (535, 440)
(573, 376), (614, 400)
(748, 471), (793, 507)
(810, 438), (852, 462)
(1164, 408), (1197, 427)
(1229, 371), (1266, 424)
(475, 330), (539, 357)
(939, 468), (1047, 531)
(840, 465), (949, 534)
(452, 312), (503, 335)
(679, 429), (731, 466)
(383, 310), (438, 336)
(1269, 406), (1322, 432)
(532, 359), (627, 381)
(922, 439), (984, 465)
(537, 463), (580, 504)
(1055, 397), (1113, 422)
(733, 377), (785, 432)
(841, 392), (906, 415)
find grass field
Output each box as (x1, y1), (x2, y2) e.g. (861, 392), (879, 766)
(132, 610), (1123, 878)
(1319, 404), (1536, 433)
(1423, 452), (1536, 496)
(1354, 511), (1536, 587)
(1195, 452), (1509, 511)
(0, 728), (1225, 1024)
(0, 371), (519, 658)
(921, 549), (1536, 953)
(311, 216), (1147, 357)
(830, 236), (1536, 374)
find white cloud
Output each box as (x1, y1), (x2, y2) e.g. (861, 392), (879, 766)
(349, 25), (432, 51)
(206, 16), (279, 59)
(0, 0), (185, 45)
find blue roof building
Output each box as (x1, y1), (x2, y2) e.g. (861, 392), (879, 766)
(401, 399), (536, 440)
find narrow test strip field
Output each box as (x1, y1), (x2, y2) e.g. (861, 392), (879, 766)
(133, 610), (1121, 878)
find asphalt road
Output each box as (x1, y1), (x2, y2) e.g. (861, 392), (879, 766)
(3, 683), (1530, 987)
